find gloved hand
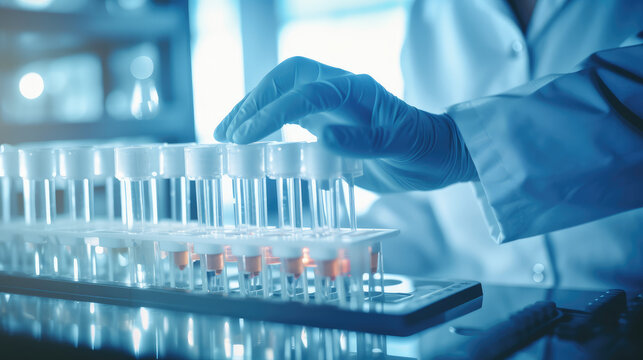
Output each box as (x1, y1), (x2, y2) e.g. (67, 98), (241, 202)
(214, 56), (478, 192)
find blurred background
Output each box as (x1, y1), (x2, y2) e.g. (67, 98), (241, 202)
(0, 0), (411, 220)
(0, 0), (410, 142)
(0, 0), (193, 143)
(191, 0), (409, 145)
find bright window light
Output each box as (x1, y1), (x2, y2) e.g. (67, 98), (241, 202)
(190, 0), (245, 144)
(17, 0), (53, 10)
(278, 1), (409, 215)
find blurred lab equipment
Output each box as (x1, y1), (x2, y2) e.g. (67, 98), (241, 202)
(0, 0), (194, 144)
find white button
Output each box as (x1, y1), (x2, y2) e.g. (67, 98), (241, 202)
(532, 263), (545, 283)
(511, 40), (524, 54)
(532, 272), (545, 283)
(532, 263), (545, 273)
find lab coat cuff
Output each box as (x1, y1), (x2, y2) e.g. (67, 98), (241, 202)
(447, 100), (525, 244)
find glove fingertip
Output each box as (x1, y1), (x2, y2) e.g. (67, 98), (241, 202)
(225, 124), (237, 142)
(231, 121), (254, 144)
(214, 123), (227, 142)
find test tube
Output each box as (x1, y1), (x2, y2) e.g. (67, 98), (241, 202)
(159, 241), (193, 289)
(233, 243), (266, 297)
(341, 158), (363, 231)
(59, 147), (96, 223)
(19, 147), (57, 276)
(266, 142), (304, 232)
(185, 144), (227, 293)
(159, 143), (191, 224)
(93, 145), (121, 222)
(57, 146), (96, 280)
(158, 144), (193, 290)
(302, 143), (343, 233)
(368, 242), (384, 302)
(227, 144), (269, 297)
(0, 145), (20, 272)
(92, 146), (130, 284)
(115, 145), (160, 229)
(310, 247), (346, 305)
(226, 143), (267, 230)
(272, 243), (309, 302)
(343, 247), (369, 310)
(0, 145), (20, 224)
(194, 242), (227, 293)
(115, 145), (161, 286)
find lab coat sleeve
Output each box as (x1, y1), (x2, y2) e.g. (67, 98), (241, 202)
(447, 43), (643, 243)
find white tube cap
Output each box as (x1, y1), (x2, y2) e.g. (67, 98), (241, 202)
(184, 144), (227, 179)
(114, 145), (161, 180)
(19, 148), (57, 180)
(301, 142), (342, 179)
(266, 142), (304, 178)
(227, 143), (266, 179)
(58, 146), (96, 180)
(0, 144), (20, 178)
(160, 143), (190, 178)
(94, 146), (115, 178)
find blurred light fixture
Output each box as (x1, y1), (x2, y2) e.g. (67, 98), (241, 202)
(130, 55), (154, 80)
(19, 72), (45, 100)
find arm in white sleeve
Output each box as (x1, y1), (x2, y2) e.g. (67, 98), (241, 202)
(447, 42), (643, 243)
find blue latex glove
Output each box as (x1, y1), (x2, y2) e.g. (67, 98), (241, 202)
(215, 57), (477, 192)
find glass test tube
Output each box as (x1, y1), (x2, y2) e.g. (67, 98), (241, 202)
(0, 145), (21, 272)
(341, 158), (363, 231)
(159, 144), (192, 224)
(227, 143), (267, 230)
(185, 144), (228, 293)
(93, 145), (121, 222)
(19, 147), (57, 276)
(233, 244), (268, 297)
(159, 241), (193, 289)
(343, 247), (369, 310)
(310, 247), (346, 305)
(57, 147), (96, 281)
(0, 145), (20, 224)
(272, 244), (309, 302)
(159, 144), (193, 290)
(368, 242), (384, 302)
(302, 143), (343, 233)
(115, 145), (161, 286)
(227, 144), (268, 297)
(266, 142), (304, 232)
(59, 147), (95, 223)
(262, 143), (310, 299)
(92, 146), (131, 284)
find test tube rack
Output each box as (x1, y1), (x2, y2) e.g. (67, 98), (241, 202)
(0, 142), (482, 335)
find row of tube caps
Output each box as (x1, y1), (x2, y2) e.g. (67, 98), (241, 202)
(0, 143), (383, 305)
(0, 142), (362, 230)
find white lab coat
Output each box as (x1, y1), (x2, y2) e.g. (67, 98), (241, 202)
(368, 0), (643, 290)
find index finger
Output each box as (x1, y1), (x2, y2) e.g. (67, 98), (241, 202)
(220, 57), (350, 142)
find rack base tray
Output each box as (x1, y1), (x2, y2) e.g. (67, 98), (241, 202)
(0, 273), (482, 336)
